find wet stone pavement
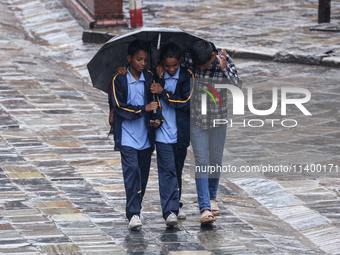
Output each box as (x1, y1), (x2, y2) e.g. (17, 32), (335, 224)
(1, 0), (340, 254)
(117, 0), (340, 66)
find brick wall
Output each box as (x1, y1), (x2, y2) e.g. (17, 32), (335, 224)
(78, 0), (124, 19)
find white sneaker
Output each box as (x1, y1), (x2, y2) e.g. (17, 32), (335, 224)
(177, 208), (186, 220)
(165, 212), (178, 227)
(128, 215), (142, 230)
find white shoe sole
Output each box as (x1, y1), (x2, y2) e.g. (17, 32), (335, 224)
(166, 220), (177, 227)
(129, 225), (142, 231)
(128, 216), (142, 230)
(166, 213), (178, 226)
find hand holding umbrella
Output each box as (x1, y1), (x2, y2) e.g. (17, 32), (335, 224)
(145, 101), (158, 112)
(150, 80), (163, 95)
(150, 80), (162, 114)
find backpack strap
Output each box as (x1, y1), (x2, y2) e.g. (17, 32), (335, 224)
(107, 76), (124, 137)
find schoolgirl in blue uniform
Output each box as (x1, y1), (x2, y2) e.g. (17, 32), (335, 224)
(110, 39), (162, 230)
(150, 43), (194, 226)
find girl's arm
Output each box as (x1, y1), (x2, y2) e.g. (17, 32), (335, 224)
(157, 70), (194, 110)
(111, 75), (157, 120)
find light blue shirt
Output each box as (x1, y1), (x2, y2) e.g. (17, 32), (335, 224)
(121, 68), (151, 150)
(156, 66), (180, 144)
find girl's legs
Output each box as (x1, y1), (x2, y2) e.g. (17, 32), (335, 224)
(207, 124), (227, 200)
(121, 146), (152, 221)
(156, 142), (179, 219)
(191, 124), (210, 213)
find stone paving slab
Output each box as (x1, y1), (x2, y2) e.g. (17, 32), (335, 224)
(0, 0), (340, 254)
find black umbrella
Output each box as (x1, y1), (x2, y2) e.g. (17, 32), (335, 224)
(87, 26), (214, 93)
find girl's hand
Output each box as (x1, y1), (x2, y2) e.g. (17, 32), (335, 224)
(116, 66), (128, 75)
(156, 64), (164, 78)
(216, 49), (227, 69)
(150, 80), (163, 94)
(150, 119), (161, 128)
(145, 102), (158, 112)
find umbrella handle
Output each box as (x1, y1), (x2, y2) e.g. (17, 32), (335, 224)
(153, 94), (157, 114)
(157, 33), (161, 50)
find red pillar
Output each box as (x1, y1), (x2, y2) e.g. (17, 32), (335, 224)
(129, 0), (143, 28)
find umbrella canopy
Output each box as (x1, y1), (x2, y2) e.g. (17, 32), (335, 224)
(87, 26), (214, 93)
